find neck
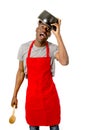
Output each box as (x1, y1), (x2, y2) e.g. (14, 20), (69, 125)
(34, 40), (47, 47)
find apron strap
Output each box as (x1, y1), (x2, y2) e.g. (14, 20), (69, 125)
(27, 40), (50, 58)
(46, 42), (49, 57)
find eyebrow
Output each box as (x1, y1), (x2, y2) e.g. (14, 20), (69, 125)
(39, 23), (51, 30)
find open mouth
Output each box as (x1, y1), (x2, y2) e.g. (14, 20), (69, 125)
(40, 32), (47, 39)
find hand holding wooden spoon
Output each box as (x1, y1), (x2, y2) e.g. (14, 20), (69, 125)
(9, 105), (16, 124)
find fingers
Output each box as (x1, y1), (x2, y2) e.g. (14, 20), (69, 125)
(56, 17), (61, 25)
(11, 97), (18, 108)
(51, 18), (61, 27)
(59, 19), (61, 25)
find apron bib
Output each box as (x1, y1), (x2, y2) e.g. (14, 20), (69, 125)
(25, 40), (61, 126)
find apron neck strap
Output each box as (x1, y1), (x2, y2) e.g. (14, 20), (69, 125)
(28, 40), (50, 57)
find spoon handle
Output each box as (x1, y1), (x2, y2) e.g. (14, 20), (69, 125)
(12, 105), (15, 115)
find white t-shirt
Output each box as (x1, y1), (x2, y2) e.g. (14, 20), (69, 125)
(17, 41), (58, 77)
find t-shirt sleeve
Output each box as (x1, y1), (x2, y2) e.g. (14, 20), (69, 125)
(53, 45), (58, 58)
(49, 42), (58, 58)
(51, 44), (58, 58)
(17, 45), (24, 61)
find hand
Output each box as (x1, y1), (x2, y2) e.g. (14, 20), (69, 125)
(11, 96), (18, 108)
(51, 18), (61, 36)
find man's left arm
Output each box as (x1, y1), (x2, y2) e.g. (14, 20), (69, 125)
(52, 20), (69, 65)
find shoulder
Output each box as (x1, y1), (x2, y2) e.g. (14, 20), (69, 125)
(48, 41), (58, 49)
(17, 41), (32, 60)
(48, 41), (58, 53)
(47, 41), (58, 58)
(19, 41), (32, 51)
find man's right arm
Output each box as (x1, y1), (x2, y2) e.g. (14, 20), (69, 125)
(11, 61), (25, 108)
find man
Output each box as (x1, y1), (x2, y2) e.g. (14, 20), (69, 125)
(11, 11), (69, 130)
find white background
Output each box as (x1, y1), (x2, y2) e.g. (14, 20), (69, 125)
(0, 0), (87, 130)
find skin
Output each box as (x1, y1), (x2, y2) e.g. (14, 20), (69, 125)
(11, 19), (69, 108)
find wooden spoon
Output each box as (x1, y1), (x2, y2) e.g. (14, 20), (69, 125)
(9, 105), (16, 124)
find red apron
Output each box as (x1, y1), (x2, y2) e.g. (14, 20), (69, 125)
(25, 40), (61, 126)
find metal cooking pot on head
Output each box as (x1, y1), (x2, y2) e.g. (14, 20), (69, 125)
(38, 10), (58, 31)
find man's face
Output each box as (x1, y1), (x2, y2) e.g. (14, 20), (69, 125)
(36, 22), (51, 43)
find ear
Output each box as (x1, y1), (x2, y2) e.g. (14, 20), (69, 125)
(36, 26), (40, 34)
(36, 27), (38, 33)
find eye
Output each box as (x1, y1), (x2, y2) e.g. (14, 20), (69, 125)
(46, 27), (51, 32)
(40, 25), (44, 28)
